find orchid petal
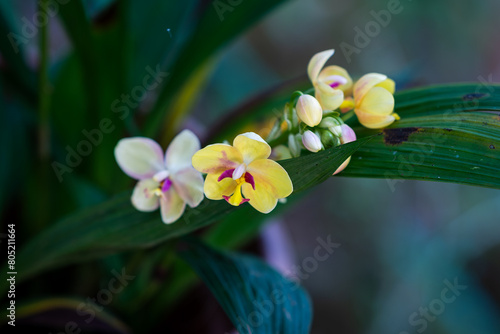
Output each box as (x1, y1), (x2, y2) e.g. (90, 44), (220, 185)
(353, 73), (387, 101)
(307, 49), (334, 83)
(355, 110), (396, 129)
(171, 168), (204, 208)
(165, 129), (201, 173)
(318, 65), (353, 94)
(315, 82), (344, 111)
(376, 78), (395, 94)
(204, 173), (237, 200)
(246, 159), (293, 199)
(159, 188), (186, 224)
(241, 182), (277, 214)
(233, 132), (271, 165)
(114, 137), (164, 180)
(131, 179), (160, 212)
(192, 144), (243, 174)
(358, 87), (395, 116)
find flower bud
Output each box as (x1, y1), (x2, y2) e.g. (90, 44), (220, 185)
(302, 130), (322, 153)
(340, 124), (356, 144)
(320, 130), (339, 149)
(319, 116), (342, 129)
(296, 94), (323, 127)
(329, 125), (343, 137)
(288, 134), (301, 158)
(271, 145), (292, 160)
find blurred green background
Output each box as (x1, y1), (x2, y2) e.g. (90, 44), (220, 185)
(2, 0), (500, 333)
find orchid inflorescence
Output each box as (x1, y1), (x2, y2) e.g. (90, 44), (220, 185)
(265, 49), (399, 171)
(114, 49), (400, 224)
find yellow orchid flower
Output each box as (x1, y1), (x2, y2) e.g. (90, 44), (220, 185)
(353, 73), (400, 129)
(307, 49), (353, 111)
(192, 132), (293, 214)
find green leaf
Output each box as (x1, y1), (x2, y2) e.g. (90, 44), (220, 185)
(182, 239), (312, 334)
(342, 84), (500, 188)
(6, 139), (368, 290)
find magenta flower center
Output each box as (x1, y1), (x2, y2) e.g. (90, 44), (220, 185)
(329, 81), (341, 88)
(218, 168), (255, 190)
(160, 178), (173, 192)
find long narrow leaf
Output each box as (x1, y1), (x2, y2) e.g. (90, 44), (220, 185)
(343, 84), (500, 188)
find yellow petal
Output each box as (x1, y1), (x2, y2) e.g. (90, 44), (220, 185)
(358, 87), (395, 116)
(315, 82), (344, 111)
(376, 78), (395, 94)
(340, 97), (355, 113)
(192, 144), (242, 174)
(307, 49), (334, 83)
(246, 159), (293, 199)
(233, 132), (271, 165)
(203, 173), (237, 200)
(318, 65), (353, 95)
(353, 73), (387, 102)
(355, 109), (396, 129)
(242, 181), (278, 214)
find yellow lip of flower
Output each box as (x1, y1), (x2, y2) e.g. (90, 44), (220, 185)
(192, 132), (293, 214)
(307, 49), (353, 111)
(353, 73), (399, 129)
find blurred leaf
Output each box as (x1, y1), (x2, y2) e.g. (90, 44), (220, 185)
(0, 78), (34, 217)
(144, 0), (291, 137)
(0, 1), (36, 101)
(182, 239), (312, 334)
(57, 0), (101, 122)
(343, 84), (500, 188)
(54, 2), (133, 191)
(6, 139), (368, 290)
(13, 298), (130, 333)
(50, 55), (87, 150)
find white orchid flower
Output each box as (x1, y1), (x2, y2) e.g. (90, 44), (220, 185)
(114, 130), (204, 224)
